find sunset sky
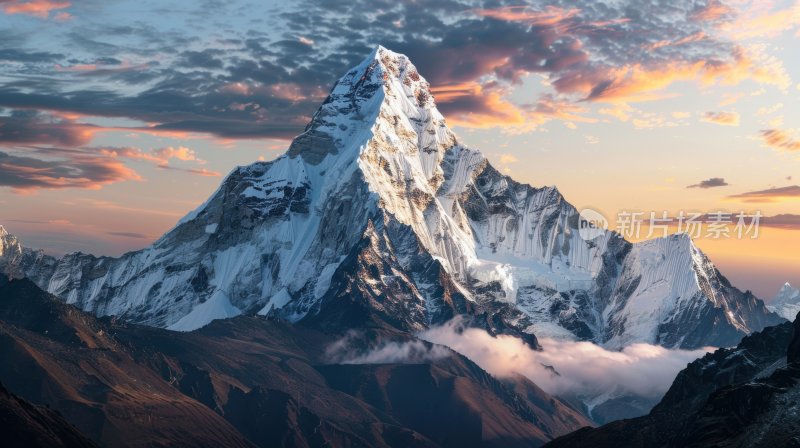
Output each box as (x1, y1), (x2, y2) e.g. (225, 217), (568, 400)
(0, 0), (798, 298)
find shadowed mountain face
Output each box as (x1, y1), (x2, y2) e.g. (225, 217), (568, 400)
(545, 311), (800, 448)
(0, 381), (96, 448)
(0, 278), (591, 447)
(0, 278), (255, 448)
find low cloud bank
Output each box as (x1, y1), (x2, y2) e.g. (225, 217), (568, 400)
(326, 319), (712, 401)
(420, 320), (712, 400)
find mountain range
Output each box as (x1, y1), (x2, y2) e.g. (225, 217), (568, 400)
(0, 273), (797, 447)
(0, 276), (591, 447)
(0, 46), (783, 353)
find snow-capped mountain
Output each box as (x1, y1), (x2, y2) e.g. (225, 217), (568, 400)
(769, 282), (800, 320)
(0, 46), (782, 349)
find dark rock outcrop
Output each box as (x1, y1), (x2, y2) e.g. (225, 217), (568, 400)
(545, 314), (800, 448)
(0, 381), (96, 448)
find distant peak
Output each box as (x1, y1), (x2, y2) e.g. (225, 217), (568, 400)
(0, 226), (6, 237)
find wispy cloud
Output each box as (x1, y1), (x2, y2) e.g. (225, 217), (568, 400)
(0, 0), (70, 19)
(702, 111), (740, 126)
(719, 1), (800, 39)
(472, 5), (581, 27)
(0, 111), (97, 147)
(689, 0), (735, 22)
(107, 231), (151, 239)
(156, 165), (221, 177)
(761, 129), (800, 152)
(760, 214), (800, 230)
(687, 177), (729, 189)
(0, 149), (140, 193)
(727, 185), (800, 203)
(0, 141), (216, 192)
(326, 330), (450, 364)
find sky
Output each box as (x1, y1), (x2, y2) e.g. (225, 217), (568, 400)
(0, 0), (798, 299)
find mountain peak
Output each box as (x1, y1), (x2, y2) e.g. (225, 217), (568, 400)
(0, 225), (19, 256)
(1, 48), (783, 349)
(768, 281), (800, 320)
(286, 46), (442, 165)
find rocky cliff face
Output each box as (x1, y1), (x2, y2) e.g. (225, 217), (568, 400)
(789, 311), (800, 364)
(0, 46), (782, 349)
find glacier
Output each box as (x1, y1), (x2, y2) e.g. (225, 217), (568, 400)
(0, 46), (783, 349)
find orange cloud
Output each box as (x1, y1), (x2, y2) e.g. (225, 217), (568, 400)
(100, 147), (163, 164)
(585, 62), (705, 103)
(645, 31), (707, 51)
(269, 83), (309, 101)
(52, 10), (70, 21)
(155, 164), (221, 177)
(599, 104), (633, 122)
(473, 5), (580, 28)
(152, 146), (200, 162)
(727, 185), (800, 203)
(532, 93), (596, 123)
(555, 44), (790, 103)
(1, 0), (70, 19)
(0, 150), (140, 194)
(720, 2), (800, 39)
(472, 5), (630, 35)
(184, 168), (220, 177)
(98, 145), (215, 177)
(218, 82), (252, 96)
(690, 0), (735, 22)
(759, 214), (800, 230)
(702, 111), (740, 126)
(760, 129), (800, 152)
(431, 82), (527, 129)
(433, 83), (593, 132)
(0, 112), (98, 147)
(55, 63), (98, 72)
(56, 61), (154, 77)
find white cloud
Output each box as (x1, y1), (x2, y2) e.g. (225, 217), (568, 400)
(325, 330), (450, 364)
(422, 321), (710, 399)
(328, 319), (712, 402)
